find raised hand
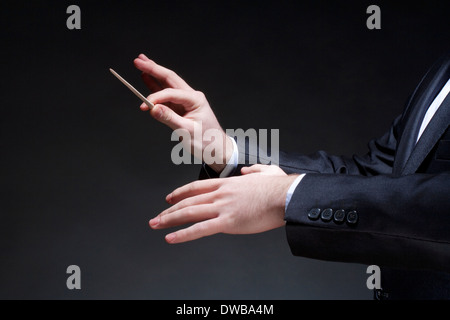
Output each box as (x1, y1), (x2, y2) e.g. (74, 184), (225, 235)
(134, 54), (233, 172)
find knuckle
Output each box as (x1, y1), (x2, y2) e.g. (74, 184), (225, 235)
(165, 70), (177, 81)
(155, 106), (171, 123)
(159, 215), (167, 226)
(222, 215), (235, 230)
(194, 222), (208, 234)
(195, 90), (206, 101)
(164, 87), (175, 95)
(188, 181), (199, 193)
(163, 110), (172, 122)
(183, 207), (194, 218)
(217, 182), (231, 195)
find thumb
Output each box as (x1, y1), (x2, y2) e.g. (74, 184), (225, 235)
(241, 164), (270, 175)
(241, 164), (287, 176)
(149, 104), (189, 131)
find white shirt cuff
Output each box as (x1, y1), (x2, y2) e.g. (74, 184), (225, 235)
(285, 174), (306, 212)
(219, 136), (239, 178)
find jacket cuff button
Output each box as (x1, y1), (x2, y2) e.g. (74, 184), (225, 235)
(333, 209), (346, 223)
(346, 210), (358, 225)
(321, 208), (333, 222)
(307, 208), (321, 220)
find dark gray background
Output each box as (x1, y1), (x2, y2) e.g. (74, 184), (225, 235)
(1, 0), (449, 299)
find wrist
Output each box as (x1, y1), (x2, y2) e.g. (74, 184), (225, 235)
(284, 174), (305, 212)
(273, 174), (301, 220)
(279, 174), (301, 207)
(209, 135), (234, 173)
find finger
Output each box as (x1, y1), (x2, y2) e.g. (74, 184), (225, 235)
(137, 53), (151, 61)
(165, 218), (223, 244)
(134, 55), (192, 90)
(241, 164), (286, 176)
(166, 179), (221, 205)
(148, 104), (191, 131)
(150, 204), (217, 230)
(141, 73), (163, 95)
(149, 88), (205, 112)
(160, 192), (215, 217)
(241, 164), (270, 174)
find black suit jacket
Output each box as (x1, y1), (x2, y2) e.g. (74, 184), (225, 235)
(200, 52), (450, 299)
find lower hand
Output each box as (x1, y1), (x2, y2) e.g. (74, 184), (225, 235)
(149, 165), (299, 243)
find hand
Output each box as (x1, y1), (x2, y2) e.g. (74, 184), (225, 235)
(149, 164), (299, 244)
(133, 54), (233, 173)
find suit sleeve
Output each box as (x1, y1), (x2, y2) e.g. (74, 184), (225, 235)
(199, 114), (450, 272)
(277, 102), (450, 272)
(285, 172), (450, 273)
(281, 114), (450, 272)
(277, 114), (400, 176)
(200, 114), (401, 179)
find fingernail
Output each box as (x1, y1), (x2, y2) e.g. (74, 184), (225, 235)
(149, 216), (160, 227)
(166, 193), (172, 204)
(166, 233), (176, 243)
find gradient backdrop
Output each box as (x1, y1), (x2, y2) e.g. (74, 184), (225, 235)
(1, 0), (449, 299)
